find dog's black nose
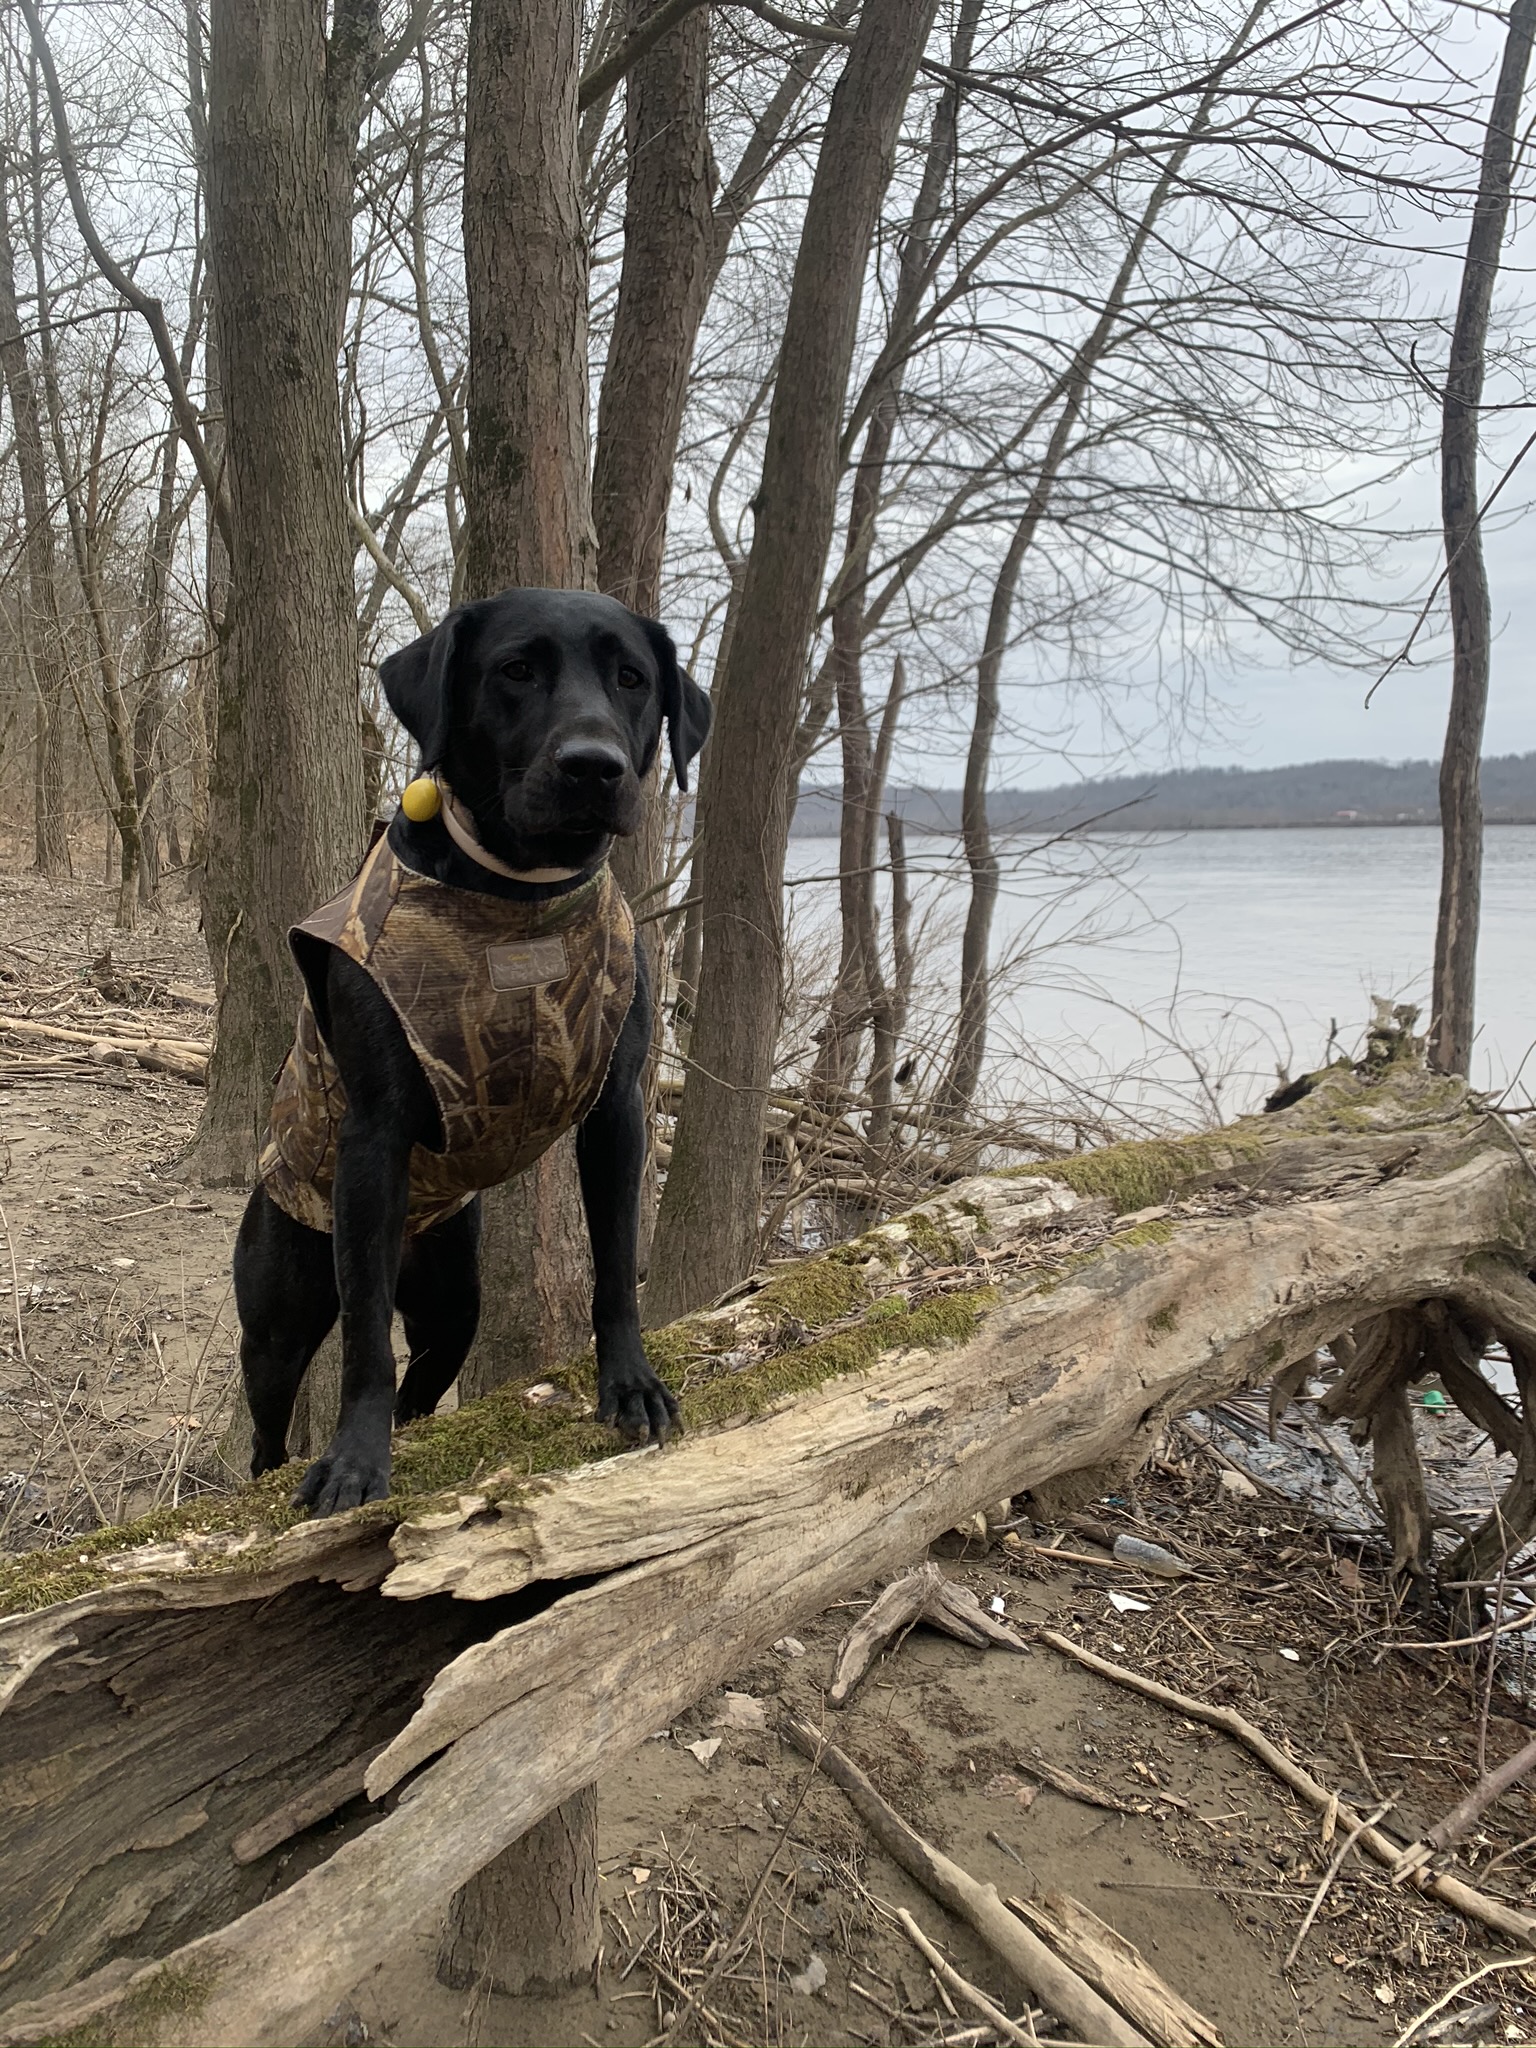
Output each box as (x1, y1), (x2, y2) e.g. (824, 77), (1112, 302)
(556, 741), (627, 787)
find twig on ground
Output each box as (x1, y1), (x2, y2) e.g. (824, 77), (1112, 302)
(1283, 1800), (1393, 1968)
(892, 1905), (1037, 2045)
(1392, 1730), (1536, 1884)
(1037, 1630), (1536, 1948)
(1390, 1952), (1536, 2047)
(779, 1710), (1149, 2046)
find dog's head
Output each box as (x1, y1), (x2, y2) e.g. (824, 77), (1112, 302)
(379, 589), (712, 869)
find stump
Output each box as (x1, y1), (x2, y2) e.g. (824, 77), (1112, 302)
(438, 1788), (599, 1995)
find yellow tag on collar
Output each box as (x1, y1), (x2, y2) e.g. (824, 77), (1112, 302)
(401, 776), (441, 822)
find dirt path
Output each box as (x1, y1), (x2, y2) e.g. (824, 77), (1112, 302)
(2, 861), (1532, 2047)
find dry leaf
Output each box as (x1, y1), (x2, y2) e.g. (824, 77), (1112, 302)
(685, 1737), (721, 1768)
(1219, 1467), (1259, 1499)
(1336, 1556), (1362, 1592)
(713, 1692), (768, 1730)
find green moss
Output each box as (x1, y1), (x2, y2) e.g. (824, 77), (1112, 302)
(1003, 1128), (1265, 1212)
(1114, 1218), (1177, 1248)
(40, 1957), (224, 2045)
(750, 1257), (872, 1325)
(1146, 1303), (1179, 1338)
(679, 1286), (995, 1429)
(901, 1209), (966, 1266)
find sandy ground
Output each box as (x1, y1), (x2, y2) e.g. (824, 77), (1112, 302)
(2, 858), (1534, 2048)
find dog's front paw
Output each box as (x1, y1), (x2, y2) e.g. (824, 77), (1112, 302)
(292, 1434), (392, 1516)
(598, 1351), (680, 1447)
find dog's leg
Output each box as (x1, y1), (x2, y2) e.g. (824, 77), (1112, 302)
(233, 1186), (338, 1476)
(293, 953), (440, 1515)
(577, 961), (679, 1444)
(393, 1197), (482, 1424)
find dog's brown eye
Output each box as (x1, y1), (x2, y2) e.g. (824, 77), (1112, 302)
(504, 659), (534, 683)
(618, 665), (645, 690)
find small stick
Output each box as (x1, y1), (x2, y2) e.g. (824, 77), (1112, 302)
(1390, 1951), (1536, 2048)
(780, 1711), (1148, 2046)
(1392, 1728), (1536, 1883)
(1037, 1630), (1536, 1948)
(893, 1907), (1037, 2045)
(1283, 1800), (1393, 1968)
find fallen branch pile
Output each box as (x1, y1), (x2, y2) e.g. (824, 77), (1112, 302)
(3, 1045), (1535, 2044)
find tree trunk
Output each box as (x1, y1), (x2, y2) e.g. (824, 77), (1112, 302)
(191, 0), (372, 1183)
(591, 0), (716, 1260)
(812, 0), (978, 1102)
(6, 1058), (1536, 2045)
(453, 0), (601, 1985)
(438, 1788), (599, 1995)
(648, 0), (941, 1323)
(1427, 0), (1536, 1079)
(0, 164), (66, 879)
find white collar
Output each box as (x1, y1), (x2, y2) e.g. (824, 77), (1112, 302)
(437, 786), (584, 884)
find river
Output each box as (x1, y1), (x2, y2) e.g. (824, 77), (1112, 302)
(783, 824), (1536, 1128)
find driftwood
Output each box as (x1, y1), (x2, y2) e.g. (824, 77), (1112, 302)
(0, 1013), (207, 1081)
(1005, 1891), (1223, 2048)
(828, 1561), (1030, 1705)
(2, 1055), (1536, 2044)
(779, 1715), (1147, 2046)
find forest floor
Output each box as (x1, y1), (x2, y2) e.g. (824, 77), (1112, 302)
(1, 856), (1533, 2048)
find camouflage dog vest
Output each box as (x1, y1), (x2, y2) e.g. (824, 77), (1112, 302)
(260, 835), (636, 1236)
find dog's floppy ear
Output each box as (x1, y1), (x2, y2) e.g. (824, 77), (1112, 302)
(379, 608), (464, 770)
(643, 619), (712, 792)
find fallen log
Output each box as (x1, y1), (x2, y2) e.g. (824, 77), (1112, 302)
(0, 1014), (208, 1082)
(2, 1055), (1535, 2045)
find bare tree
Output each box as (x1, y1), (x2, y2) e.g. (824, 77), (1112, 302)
(0, 156), (64, 876)
(191, 0), (377, 1178)
(1428, 0), (1536, 1078)
(648, 0), (941, 1322)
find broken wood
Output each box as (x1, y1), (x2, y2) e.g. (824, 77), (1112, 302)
(1391, 1729), (1536, 1883)
(2, 1060), (1535, 2044)
(828, 1561), (1029, 1705)
(1038, 1631), (1536, 1948)
(0, 1013), (207, 1081)
(1005, 1890), (1223, 2048)
(1017, 1759), (1145, 1817)
(779, 1714), (1147, 2045)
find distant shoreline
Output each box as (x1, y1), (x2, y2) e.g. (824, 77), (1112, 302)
(790, 753), (1536, 838)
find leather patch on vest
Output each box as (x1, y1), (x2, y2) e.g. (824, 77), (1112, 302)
(486, 936), (570, 991)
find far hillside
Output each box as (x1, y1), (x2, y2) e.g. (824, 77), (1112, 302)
(790, 753), (1536, 835)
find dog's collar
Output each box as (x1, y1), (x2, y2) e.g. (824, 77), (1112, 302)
(438, 786), (583, 884)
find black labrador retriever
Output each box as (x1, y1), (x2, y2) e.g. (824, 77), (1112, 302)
(232, 588), (711, 1517)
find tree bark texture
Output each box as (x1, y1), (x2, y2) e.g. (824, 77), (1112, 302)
(456, 0), (602, 1977)
(193, 0), (370, 1181)
(0, 165), (66, 878)
(437, 1786), (599, 1994)
(647, 0), (941, 1323)
(1428, 0), (1536, 1079)
(4, 1062), (1536, 2044)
